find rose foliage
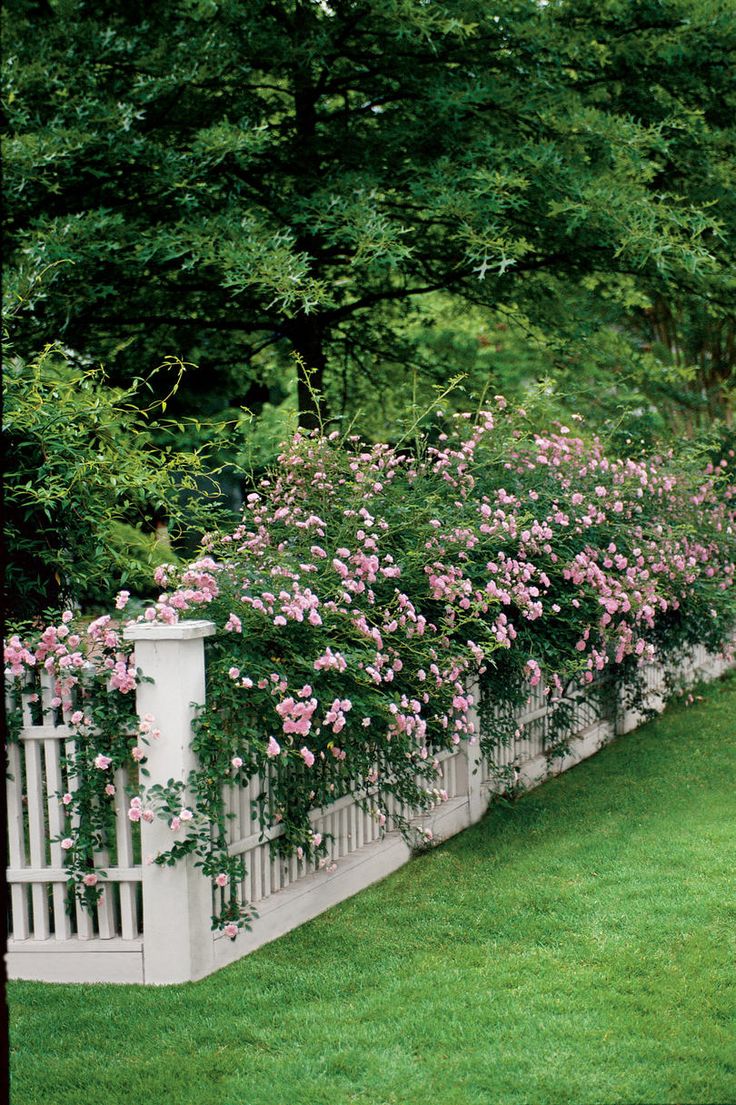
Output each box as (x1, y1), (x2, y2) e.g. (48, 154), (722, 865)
(6, 401), (736, 934)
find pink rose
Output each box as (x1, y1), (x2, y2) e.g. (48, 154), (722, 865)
(300, 747), (315, 767)
(179, 808), (193, 822)
(231, 756), (243, 769)
(223, 923), (238, 939)
(215, 873), (229, 888)
(266, 736), (281, 758)
(94, 754), (111, 770)
(61, 837), (74, 850)
(62, 793), (72, 806)
(82, 873), (98, 887)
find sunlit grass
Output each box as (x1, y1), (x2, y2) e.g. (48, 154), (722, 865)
(9, 674), (736, 1105)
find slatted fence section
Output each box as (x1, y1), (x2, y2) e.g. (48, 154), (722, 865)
(217, 740), (469, 924)
(5, 673), (144, 980)
(8, 620), (733, 985)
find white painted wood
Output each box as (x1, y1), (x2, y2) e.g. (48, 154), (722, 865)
(21, 685), (36, 728)
(24, 738), (50, 940)
(6, 941), (144, 985)
(114, 768), (139, 939)
(44, 738), (72, 940)
(39, 670), (56, 721)
(6, 742), (30, 940)
(16, 724), (72, 742)
(94, 838), (117, 940)
(124, 619), (217, 984)
(7, 867), (141, 883)
(64, 737), (94, 941)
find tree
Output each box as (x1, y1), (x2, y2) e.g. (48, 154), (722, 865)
(3, 341), (228, 618)
(3, 0), (734, 429)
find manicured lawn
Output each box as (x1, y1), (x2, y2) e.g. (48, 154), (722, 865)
(8, 675), (736, 1105)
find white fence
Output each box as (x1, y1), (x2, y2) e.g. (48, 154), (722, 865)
(5, 622), (731, 985)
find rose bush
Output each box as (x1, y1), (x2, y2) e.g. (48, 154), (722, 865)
(6, 400), (736, 934)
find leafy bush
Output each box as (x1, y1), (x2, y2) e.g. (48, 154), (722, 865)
(3, 343), (226, 618)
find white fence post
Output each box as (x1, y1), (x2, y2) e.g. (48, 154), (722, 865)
(123, 619), (217, 984)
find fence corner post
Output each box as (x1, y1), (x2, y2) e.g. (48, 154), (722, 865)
(123, 619), (217, 984)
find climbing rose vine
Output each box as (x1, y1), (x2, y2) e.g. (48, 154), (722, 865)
(6, 401), (736, 934)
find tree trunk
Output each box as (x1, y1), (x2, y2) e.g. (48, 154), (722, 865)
(287, 314), (327, 430)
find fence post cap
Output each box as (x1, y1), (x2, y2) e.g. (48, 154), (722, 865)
(123, 619), (217, 642)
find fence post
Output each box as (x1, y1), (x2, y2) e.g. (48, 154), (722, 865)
(123, 619), (217, 984)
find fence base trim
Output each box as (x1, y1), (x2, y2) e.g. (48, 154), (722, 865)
(7, 938), (144, 984)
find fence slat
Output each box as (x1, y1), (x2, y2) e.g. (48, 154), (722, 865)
(24, 738), (50, 939)
(39, 670), (57, 721)
(260, 842), (271, 900)
(6, 742), (30, 940)
(21, 684), (36, 728)
(44, 738), (72, 940)
(94, 831), (117, 939)
(64, 738), (94, 940)
(114, 767), (139, 940)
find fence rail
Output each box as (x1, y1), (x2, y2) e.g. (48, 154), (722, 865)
(6, 622), (731, 985)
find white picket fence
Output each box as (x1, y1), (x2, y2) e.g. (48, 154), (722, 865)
(5, 621), (731, 985)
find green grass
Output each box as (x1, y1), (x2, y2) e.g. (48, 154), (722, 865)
(9, 675), (736, 1105)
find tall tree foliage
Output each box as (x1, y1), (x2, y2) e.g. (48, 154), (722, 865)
(3, 0), (734, 427)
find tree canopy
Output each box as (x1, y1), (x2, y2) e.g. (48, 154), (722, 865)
(3, 0), (735, 430)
